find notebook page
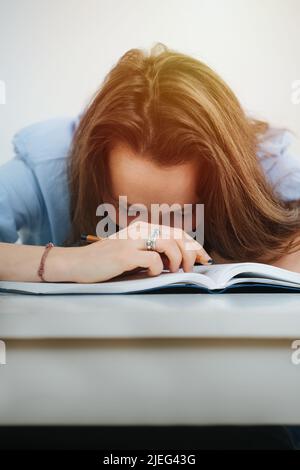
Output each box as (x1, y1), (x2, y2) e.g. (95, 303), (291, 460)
(0, 268), (215, 294)
(227, 277), (300, 289)
(203, 262), (300, 287)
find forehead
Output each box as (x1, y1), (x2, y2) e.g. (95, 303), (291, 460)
(108, 142), (199, 205)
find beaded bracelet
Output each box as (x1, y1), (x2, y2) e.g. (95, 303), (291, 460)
(38, 242), (54, 282)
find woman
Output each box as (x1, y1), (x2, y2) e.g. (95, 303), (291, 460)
(1, 42), (300, 283)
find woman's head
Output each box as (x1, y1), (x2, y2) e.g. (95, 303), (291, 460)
(66, 42), (300, 262)
(107, 140), (201, 230)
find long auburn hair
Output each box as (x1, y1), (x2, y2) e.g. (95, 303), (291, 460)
(65, 42), (300, 263)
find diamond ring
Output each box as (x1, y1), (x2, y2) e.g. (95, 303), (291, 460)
(145, 228), (160, 251)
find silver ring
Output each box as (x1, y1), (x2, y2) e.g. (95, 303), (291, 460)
(145, 228), (160, 251)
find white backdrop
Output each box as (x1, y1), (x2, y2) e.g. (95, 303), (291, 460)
(0, 0), (300, 165)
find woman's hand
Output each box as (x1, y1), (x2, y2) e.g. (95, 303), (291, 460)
(65, 220), (212, 283)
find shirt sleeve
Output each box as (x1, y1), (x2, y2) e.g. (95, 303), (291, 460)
(257, 129), (300, 201)
(0, 115), (79, 245)
(0, 156), (43, 243)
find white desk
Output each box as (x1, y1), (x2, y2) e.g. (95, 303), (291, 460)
(0, 292), (300, 425)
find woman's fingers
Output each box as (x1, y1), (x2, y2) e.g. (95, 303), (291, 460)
(110, 221), (212, 273)
(175, 237), (198, 272)
(182, 231), (212, 265)
(156, 226), (212, 270)
(131, 228), (210, 272)
(147, 238), (183, 272)
(130, 250), (164, 276)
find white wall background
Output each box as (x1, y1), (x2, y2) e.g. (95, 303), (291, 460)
(0, 0), (300, 165)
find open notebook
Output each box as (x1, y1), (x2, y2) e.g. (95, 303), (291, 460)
(1, 262), (300, 294)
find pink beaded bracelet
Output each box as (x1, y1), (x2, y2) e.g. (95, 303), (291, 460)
(38, 242), (54, 282)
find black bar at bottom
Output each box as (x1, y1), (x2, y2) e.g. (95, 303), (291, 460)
(0, 425), (296, 450)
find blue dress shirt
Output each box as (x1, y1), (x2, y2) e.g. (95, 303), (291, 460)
(0, 115), (300, 246)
